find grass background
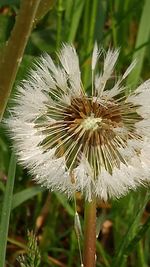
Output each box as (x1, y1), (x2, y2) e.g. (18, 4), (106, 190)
(0, 0), (150, 266)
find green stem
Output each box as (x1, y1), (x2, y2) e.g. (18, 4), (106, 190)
(0, 0), (41, 121)
(83, 199), (97, 267)
(83, 0), (98, 88)
(0, 152), (16, 267)
(86, 0), (98, 54)
(56, 0), (63, 49)
(136, 241), (147, 267)
(110, 0), (117, 47)
(83, 0), (90, 44)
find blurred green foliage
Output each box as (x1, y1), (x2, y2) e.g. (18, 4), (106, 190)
(0, 0), (150, 266)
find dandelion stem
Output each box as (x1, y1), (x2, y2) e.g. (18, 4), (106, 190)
(0, 0), (41, 121)
(83, 198), (96, 267)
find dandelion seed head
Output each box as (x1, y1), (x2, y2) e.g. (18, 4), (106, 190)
(7, 44), (150, 201)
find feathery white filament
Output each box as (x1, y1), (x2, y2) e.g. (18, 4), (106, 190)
(92, 42), (101, 70)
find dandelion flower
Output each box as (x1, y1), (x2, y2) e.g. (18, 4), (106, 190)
(7, 44), (150, 201)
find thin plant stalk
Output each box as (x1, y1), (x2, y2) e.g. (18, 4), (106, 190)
(0, 0), (41, 121)
(136, 241), (147, 267)
(86, 0), (98, 54)
(110, 0), (117, 47)
(83, 198), (97, 267)
(56, 0), (63, 49)
(83, 0), (98, 88)
(0, 152), (16, 267)
(83, 0), (90, 43)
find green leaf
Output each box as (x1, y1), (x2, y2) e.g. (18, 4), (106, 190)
(12, 186), (45, 210)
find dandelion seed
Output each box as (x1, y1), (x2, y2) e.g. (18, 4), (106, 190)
(7, 44), (150, 201)
(92, 42), (101, 71)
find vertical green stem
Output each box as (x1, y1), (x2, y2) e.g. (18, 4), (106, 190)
(86, 0), (98, 54)
(56, 0), (63, 49)
(83, 0), (98, 88)
(136, 241), (147, 267)
(0, 152), (16, 267)
(83, 199), (97, 267)
(0, 0), (41, 121)
(110, 0), (117, 47)
(83, 0), (90, 43)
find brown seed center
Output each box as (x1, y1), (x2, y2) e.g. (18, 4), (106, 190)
(64, 97), (122, 146)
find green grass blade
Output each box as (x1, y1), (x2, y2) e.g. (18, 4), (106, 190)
(0, 151), (16, 267)
(136, 241), (147, 267)
(55, 193), (74, 216)
(11, 186), (45, 210)
(127, 0), (150, 90)
(112, 191), (150, 267)
(67, 0), (85, 43)
(82, 0), (99, 88)
(125, 216), (150, 255)
(64, 0), (73, 25)
(56, 0), (64, 49)
(95, 0), (107, 42)
(86, 0), (98, 52)
(96, 241), (111, 267)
